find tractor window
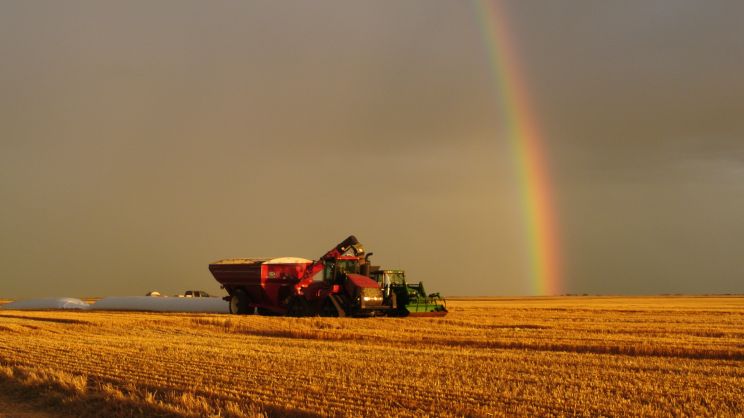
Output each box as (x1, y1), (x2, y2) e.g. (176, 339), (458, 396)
(323, 263), (335, 283)
(336, 260), (359, 275)
(384, 272), (405, 285)
(324, 260), (359, 283)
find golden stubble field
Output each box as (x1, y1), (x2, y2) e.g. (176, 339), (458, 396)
(0, 297), (742, 417)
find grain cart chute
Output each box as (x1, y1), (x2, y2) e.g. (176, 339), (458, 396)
(370, 270), (448, 317)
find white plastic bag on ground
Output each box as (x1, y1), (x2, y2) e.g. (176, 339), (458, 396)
(92, 296), (228, 313)
(1, 298), (91, 310)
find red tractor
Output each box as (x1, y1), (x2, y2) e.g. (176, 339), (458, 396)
(209, 236), (396, 317)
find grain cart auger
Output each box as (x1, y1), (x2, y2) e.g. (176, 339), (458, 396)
(209, 236), (396, 317)
(370, 270), (448, 317)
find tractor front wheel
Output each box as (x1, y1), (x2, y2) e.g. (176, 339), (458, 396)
(320, 298), (339, 317)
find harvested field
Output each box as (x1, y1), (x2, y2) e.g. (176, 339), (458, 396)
(1, 296), (742, 417)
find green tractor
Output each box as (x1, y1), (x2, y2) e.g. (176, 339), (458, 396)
(370, 270), (448, 317)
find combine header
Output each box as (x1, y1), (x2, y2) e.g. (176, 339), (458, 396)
(209, 236), (446, 317)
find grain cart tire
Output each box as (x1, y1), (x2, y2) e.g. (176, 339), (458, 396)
(256, 308), (275, 316)
(230, 289), (250, 315)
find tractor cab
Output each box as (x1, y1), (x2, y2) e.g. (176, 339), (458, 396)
(380, 270), (406, 285)
(370, 269), (448, 317)
(323, 257), (360, 284)
(371, 270), (410, 298)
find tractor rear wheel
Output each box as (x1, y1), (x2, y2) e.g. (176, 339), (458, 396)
(321, 295), (348, 317)
(229, 289), (250, 315)
(287, 296), (309, 317)
(320, 298), (339, 317)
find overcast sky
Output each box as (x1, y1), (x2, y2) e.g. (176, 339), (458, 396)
(2, 0), (743, 298)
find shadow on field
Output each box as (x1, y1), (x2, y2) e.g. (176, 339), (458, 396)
(431, 339), (744, 361)
(0, 367), (183, 418)
(188, 317), (744, 362)
(0, 314), (92, 325)
(0, 363), (321, 418)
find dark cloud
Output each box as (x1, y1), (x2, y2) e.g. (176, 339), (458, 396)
(1, 1), (743, 297)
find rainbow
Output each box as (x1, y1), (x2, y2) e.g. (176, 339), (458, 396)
(474, 0), (562, 295)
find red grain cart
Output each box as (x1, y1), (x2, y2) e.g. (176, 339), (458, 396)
(209, 257), (313, 315)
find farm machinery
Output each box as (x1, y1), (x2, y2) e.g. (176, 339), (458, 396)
(209, 236), (446, 317)
(370, 270), (448, 317)
(210, 236), (391, 317)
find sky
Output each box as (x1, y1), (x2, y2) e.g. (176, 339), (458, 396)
(1, 0), (743, 298)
